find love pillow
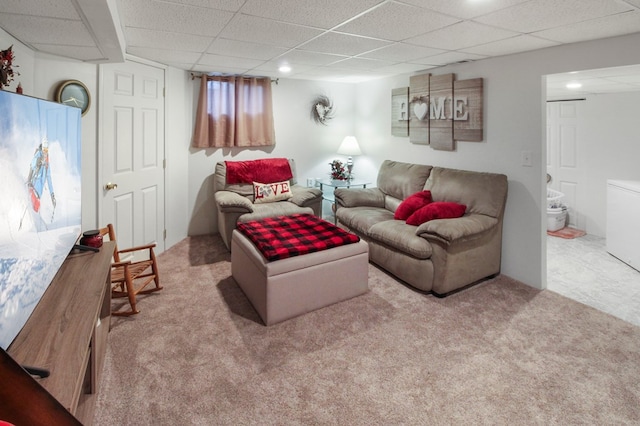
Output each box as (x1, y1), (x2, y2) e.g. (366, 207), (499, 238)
(253, 180), (293, 204)
(406, 201), (466, 226)
(394, 190), (433, 220)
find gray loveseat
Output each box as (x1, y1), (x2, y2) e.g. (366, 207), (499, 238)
(335, 160), (508, 296)
(214, 159), (322, 250)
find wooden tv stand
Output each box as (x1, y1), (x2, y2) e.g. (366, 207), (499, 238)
(1, 241), (114, 425)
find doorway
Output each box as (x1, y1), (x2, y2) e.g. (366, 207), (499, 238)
(544, 65), (640, 326)
(98, 60), (166, 255)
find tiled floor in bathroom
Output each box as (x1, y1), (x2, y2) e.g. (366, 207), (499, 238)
(547, 233), (640, 328)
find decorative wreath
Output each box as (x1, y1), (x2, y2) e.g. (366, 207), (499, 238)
(311, 95), (334, 125)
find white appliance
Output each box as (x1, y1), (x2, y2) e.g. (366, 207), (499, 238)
(607, 180), (640, 271)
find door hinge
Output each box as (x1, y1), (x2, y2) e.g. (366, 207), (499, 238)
(163, 158), (166, 169)
(163, 87), (166, 97)
(163, 229), (167, 240)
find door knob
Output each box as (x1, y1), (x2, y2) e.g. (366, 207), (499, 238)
(104, 182), (118, 191)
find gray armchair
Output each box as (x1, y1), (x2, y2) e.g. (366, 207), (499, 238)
(213, 159), (322, 250)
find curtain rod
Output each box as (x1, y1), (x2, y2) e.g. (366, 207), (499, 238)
(190, 72), (279, 84)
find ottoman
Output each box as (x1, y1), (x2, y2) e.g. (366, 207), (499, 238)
(231, 217), (369, 326)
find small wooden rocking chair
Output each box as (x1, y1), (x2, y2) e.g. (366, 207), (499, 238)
(99, 224), (163, 316)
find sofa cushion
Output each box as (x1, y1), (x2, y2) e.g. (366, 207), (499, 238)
(253, 180), (293, 204)
(377, 160), (432, 201)
(368, 221), (433, 259)
(337, 206), (394, 235)
(238, 203), (314, 223)
(394, 190), (432, 220)
(425, 167), (507, 218)
(406, 202), (466, 226)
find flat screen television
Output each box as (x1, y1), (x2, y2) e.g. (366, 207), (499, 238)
(0, 90), (82, 350)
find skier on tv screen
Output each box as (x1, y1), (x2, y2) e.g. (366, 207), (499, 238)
(27, 138), (56, 216)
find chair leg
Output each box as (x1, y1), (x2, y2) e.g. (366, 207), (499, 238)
(150, 250), (163, 291)
(112, 269), (140, 316)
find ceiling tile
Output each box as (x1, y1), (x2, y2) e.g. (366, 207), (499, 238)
(239, 0), (384, 29)
(335, 1), (460, 41)
(360, 43), (445, 62)
(252, 61), (316, 76)
(198, 53), (265, 69)
(411, 51), (488, 66)
(295, 66), (382, 81)
(406, 21), (518, 51)
(30, 44), (103, 61)
(217, 14), (324, 47)
(125, 28), (213, 52)
(119, 0), (234, 37)
(161, 0), (246, 12)
(399, 0), (531, 19)
(331, 57), (396, 70)
(127, 46), (202, 64)
(533, 10), (640, 43)
(475, 0), (634, 33)
(299, 32), (391, 56)
(207, 38), (288, 60)
(0, 0), (80, 19)
(277, 50), (346, 66)
(191, 64), (253, 74)
(462, 34), (559, 57)
(0, 15), (94, 46)
(375, 62), (434, 74)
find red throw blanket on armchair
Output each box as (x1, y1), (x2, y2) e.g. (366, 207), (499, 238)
(225, 158), (293, 184)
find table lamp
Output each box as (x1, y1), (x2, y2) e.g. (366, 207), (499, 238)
(337, 136), (362, 179)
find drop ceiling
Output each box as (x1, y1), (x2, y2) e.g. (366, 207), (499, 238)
(1, 0), (640, 85)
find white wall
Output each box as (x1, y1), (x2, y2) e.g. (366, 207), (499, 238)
(579, 92), (640, 237)
(164, 66), (191, 248)
(187, 78), (356, 235)
(353, 32), (640, 289)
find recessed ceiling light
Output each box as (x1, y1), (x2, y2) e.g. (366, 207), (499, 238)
(279, 65), (291, 73)
(566, 81), (582, 89)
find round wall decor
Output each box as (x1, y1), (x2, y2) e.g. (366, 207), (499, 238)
(311, 95), (334, 125)
(55, 80), (91, 116)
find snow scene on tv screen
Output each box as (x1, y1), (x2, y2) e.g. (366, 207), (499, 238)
(0, 91), (81, 349)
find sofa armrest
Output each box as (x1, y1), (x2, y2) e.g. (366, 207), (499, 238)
(415, 214), (498, 245)
(289, 185), (322, 207)
(214, 190), (254, 213)
(335, 188), (385, 208)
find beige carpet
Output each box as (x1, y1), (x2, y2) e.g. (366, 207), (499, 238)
(94, 235), (640, 425)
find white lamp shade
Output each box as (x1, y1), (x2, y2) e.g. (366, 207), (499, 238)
(337, 136), (362, 156)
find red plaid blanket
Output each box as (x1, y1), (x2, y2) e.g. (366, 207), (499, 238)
(237, 214), (360, 261)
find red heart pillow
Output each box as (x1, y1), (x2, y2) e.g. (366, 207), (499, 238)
(394, 190), (433, 220)
(406, 201), (466, 226)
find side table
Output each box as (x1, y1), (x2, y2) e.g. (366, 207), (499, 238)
(317, 178), (371, 224)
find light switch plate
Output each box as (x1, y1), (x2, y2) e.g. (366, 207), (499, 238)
(521, 151), (532, 167)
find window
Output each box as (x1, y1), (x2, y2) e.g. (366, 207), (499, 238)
(193, 75), (275, 148)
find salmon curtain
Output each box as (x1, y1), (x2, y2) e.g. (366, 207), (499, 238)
(192, 75), (276, 148)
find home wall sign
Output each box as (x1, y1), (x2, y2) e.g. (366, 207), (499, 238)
(407, 73), (483, 151)
(391, 87), (409, 137)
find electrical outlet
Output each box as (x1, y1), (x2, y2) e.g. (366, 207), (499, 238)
(521, 151), (533, 167)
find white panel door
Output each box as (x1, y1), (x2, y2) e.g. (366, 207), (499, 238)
(546, 101), (585, 230)
(99, 60), (165, 254)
